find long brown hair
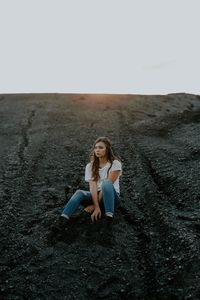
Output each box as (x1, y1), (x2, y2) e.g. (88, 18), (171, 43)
(89, 137), (121, 182)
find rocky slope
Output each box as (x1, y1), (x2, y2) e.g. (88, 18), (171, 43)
(0, 93), (200, 300)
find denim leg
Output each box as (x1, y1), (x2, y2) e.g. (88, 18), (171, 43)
(101, 180), (120, 216)
(62, 189), (92, 218)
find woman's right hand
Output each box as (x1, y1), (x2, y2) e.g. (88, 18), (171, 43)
(84, 205), (95, 213)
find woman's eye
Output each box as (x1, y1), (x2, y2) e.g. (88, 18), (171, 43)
(94, 146), (104, 150)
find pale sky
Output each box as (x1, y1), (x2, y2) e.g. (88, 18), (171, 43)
(0, 0), (199, 95)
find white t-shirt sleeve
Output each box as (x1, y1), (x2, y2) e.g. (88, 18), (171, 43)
(110, 160), (122, 175)
(85, 163), (93, 182)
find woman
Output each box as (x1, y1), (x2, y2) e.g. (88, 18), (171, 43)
(55, 136), (122, 229)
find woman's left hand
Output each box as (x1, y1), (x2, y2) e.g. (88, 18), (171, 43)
(91, 207), (102, 222)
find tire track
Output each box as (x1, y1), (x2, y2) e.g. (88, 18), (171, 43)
(116, 108), (159, 299)
(116, 106), (200, 299)
(18, 110), (35, 167)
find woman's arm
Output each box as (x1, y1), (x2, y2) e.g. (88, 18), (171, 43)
(98, 191), (103, 202)
(89, 180), (99, 207)
(107, 170), (121, 183)
(84, 191), (102, 213)
(98, 171), (121, 201)
(89, 180), (102, 221)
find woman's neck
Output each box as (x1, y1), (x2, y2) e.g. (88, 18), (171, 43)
(99, 157), (109, 165)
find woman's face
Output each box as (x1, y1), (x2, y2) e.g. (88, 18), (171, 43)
(94, 141), (107, 159)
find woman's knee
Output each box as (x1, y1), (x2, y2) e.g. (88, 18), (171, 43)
(75, 189), (84, 194)
(73, 189), (87, 199)
(101, 180), (113, 190)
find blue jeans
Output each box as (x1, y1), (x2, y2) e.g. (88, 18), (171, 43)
(62, 180), (120, 219)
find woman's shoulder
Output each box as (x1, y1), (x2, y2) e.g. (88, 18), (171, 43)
(111, 159), (122, 168)
(86, 162), (92, 168)
(112, 159), (122, 164)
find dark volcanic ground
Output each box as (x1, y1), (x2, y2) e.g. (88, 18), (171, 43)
(0, 93), (200, 300)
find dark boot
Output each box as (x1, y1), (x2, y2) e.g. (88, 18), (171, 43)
(50, 216), (69, 233)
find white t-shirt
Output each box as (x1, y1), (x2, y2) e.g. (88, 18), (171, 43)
(85, 159), (122, 194)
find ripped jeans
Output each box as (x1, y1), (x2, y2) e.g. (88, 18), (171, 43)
(61, 180), (120, 219)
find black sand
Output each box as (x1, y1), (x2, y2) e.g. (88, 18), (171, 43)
(0, 93), (200, 299)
